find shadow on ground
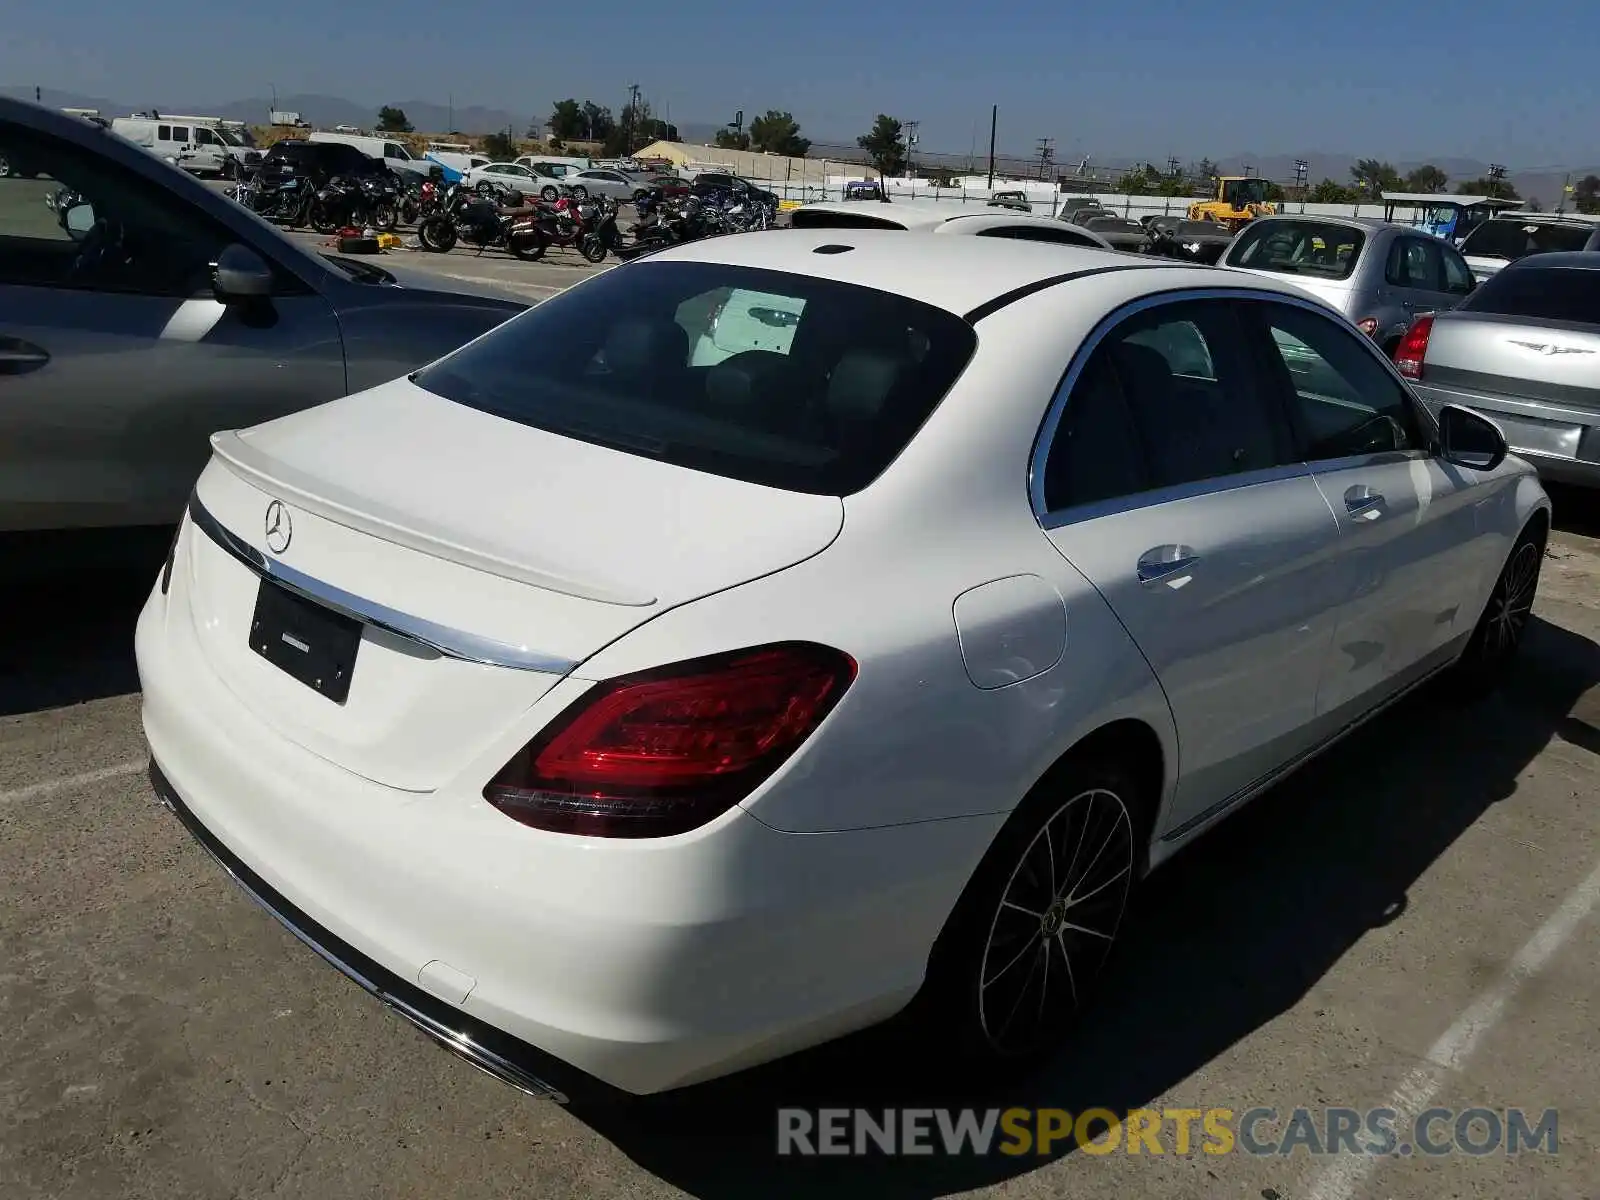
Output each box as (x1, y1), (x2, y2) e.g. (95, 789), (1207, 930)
(0, 526), (172, 717)
(569, 612), (1600, 1198)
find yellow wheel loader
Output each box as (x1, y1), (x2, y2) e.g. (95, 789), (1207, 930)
(1188, 176), (1276, 231)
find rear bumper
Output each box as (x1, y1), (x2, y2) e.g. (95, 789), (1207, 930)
(137, 569), (999, 1095)
(1415, 384), (1600, 487)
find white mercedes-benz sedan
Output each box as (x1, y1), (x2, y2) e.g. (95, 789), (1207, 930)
(136, 230), (1551, 1101)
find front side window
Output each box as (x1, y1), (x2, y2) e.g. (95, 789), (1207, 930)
(1227, 220), (1366, 281)
(0, 118), (232, 296)
(411, 261), (978, 496)
(1247, 301), (1422, 460)
(1040, 300), (1295, 511)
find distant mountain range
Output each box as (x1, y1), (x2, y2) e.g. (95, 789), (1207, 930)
(8, 87), (1592, 203)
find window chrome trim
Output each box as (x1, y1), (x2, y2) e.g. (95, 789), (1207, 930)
(187, 494), (578, 675)
(1027, 286), (1441, 524)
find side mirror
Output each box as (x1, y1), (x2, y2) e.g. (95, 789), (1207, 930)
(63, 203), (97, 240)
(1437, 403), (1508, 472)
(212, 243), (274, 302)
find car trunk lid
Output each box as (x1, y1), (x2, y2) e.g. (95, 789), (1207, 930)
(181, 377), (844, 791)
(1422, 312), (1600, 412)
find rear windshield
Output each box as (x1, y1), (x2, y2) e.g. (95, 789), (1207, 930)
(1226, 220), (1365, 280)
(1460, 220), (1594, 261)
(789, 209), (905, 230)
(1460, 265), (1600, 324)
(411, 261), (978, 495)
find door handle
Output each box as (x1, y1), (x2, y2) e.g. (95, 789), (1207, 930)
(1136, 544), (1200, 584)
(0, 338), (50, 376)
(1344, 485), (1386, 515)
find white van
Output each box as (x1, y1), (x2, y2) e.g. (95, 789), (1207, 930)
(110, 116), (233, 175)
(307, 131), (432, 179)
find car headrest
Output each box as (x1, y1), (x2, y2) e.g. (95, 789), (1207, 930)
(827, 349), (903, 428)
(604, 318), (689, 380)
(1109, 341), (1175, 402)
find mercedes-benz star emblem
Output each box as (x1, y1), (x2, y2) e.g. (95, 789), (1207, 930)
(264, 500), (292, 555)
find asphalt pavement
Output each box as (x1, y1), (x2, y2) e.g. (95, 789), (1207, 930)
(4, 167), (1600, 1197)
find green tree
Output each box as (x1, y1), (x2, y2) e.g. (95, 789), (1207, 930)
(376, 106), (412, 133)
(750, 110), (810, 157)
(714, 127), (751, 150)
(603, 100), (675, 156)
(1573, 174), (1600, 214)
(1526, 195), (1543, 212)
(1309, 178), (1356, 203)
(856, 115), (907, 176)
(1404, 163), (1449, 192)
(1350, 158), (1400, 197)
(549, 99), (583, 140)
(1262, 180), (1286, 203)
(480, 130), (516, 161)
(1158, 174), (1189, 197)
(1120, 166), (1151, 196)
(1456, 176), (1520, 201)
(582, 101), (615, 142)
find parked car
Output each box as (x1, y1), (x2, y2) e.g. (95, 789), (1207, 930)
(988, 190), (1032, 212)
(139, 229), (1547, 1102)
(257, 139), (397, 190)
(1458, 215), (1600, 283)
(1400, 251), (1600, 488)
(463, 161), (550, 197)
(1145, 217), (1235, 264)
(1079, 212), (1150, 252)
(790, 200), (1113, 248)
(1222, 216), (1477, 354)
(690, 171), (779, 209)
(0, 98), (528, 532)
(565, 167), (651, 202)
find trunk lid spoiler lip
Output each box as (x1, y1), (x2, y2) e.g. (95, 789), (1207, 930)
(207, 429), (657, 608)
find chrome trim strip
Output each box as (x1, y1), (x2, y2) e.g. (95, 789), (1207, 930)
(148, 762), (571, 1104)
(187, 494), (578, 675)
(1027, 286), (1443, 524)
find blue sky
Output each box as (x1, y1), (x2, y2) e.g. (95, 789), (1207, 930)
(5, 0), (1595, 166)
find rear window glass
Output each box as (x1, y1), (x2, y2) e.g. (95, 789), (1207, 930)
(789, 209), (906, 230)
(1460, 266), (1600, 323)
(1460, 220), (1594, 261)
(411, 261), (978, 495)
(1226, 220), (1365, 280)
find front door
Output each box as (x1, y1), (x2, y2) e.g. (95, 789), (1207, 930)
(0, 116), (345, 531)
(1034, 297), (1347, 832)
(1242, 297), (1488, 716)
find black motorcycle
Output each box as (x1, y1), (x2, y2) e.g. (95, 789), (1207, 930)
(229, 169), (311, 227)
(416, 183), (542, 257)
(307, 173), (399, 234)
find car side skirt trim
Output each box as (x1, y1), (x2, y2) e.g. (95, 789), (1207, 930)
(147, 760), (576, 1104)
(187, 493), (579, 675)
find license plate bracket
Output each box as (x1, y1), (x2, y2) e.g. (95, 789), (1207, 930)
(250, 577), (361, 704)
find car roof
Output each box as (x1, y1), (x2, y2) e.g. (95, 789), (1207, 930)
(797, 201), (1056, 230)
(638, 227), (1309, 317)
(1496, 250), (1600, 271)
(1248, 213), (1392, 232)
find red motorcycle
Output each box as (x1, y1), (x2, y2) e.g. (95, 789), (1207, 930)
(521, 195), (613, 263)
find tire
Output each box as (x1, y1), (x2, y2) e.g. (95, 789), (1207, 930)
(917, 754), (1144, 1077)
(0, 155), (11, 179)
(308, 201), (339, 235)
(373, 202), (398, 231)
(541, 185), (560, 202)
(1452, 522), (1545, 696)
(580, 235), (608, 263)
(569, 185), (588, 200)
(417, 216), (458, 253)
(510, 234), (547, 262)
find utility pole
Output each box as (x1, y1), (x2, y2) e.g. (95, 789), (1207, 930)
(625, 83), (641, 152)
(1560, 172), (1573, 214)
(986, 105), (997, 189)
(1294, 158), (1309, 213)
(1487, 163), (1506, 198)
(1167, 156), (1181, 178)
(903, 120), (919, 178)
(1035, 136), (1055, 181)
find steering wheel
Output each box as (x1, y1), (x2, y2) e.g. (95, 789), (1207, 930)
(68, 215), (133, 281)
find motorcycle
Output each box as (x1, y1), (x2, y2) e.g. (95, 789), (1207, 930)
(520, 195), (617, 263)
(416, 183), (542, 257)
(308, 173), (398, 234)
(228, 169), (311, 227)
(399, 177), (442, 226)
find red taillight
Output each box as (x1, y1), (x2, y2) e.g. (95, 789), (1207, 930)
(1356, 317), (1378, 337)
(485, 642), (857, 837)
(1395, 314), (1434, 379)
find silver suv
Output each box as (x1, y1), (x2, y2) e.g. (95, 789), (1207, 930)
(1222, 215), (1476, 354)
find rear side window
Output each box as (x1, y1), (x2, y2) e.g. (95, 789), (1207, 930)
(1386, 237), (1444, 290)
(1460, 220), (1593, 260)
(412, 262), (978, 496)
(789, 210), (905, 230)
(1227, 220), (1365, 280)
(1041, 301), (1295, 511)
(1460, 266), (1600, 323)
(976, 225), (1103, 247)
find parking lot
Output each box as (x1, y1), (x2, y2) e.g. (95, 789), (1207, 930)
(5, 453), (1600, 1200)
(6, 148), (1600, 1198)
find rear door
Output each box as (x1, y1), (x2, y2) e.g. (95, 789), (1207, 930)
(1241, 296), (1492, 713)
(0, 116), (345, 531)
(1035, 296), (1347, 833)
